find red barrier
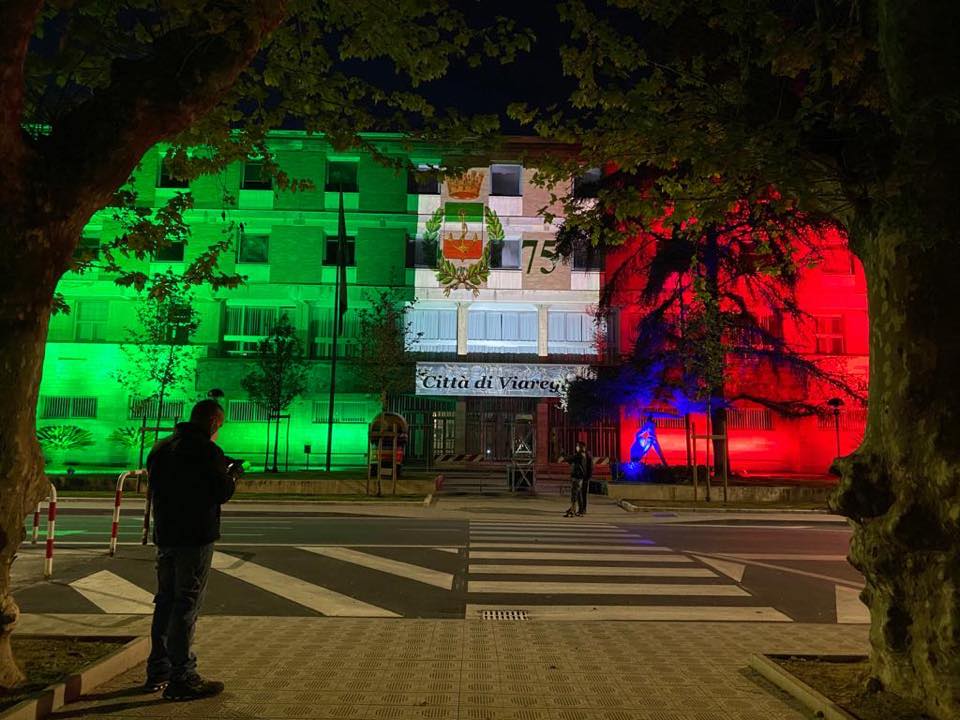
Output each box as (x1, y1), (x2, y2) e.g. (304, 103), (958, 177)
(43, 484), (57, 579)
(110, 470), (147, 557)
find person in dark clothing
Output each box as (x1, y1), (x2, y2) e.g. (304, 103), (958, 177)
(577, 441), (593, 516)
(563, 441), (593, 517)
(143, 399), (238, 701)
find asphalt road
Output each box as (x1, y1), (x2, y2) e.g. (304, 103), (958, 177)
(15, 504), (864, 624)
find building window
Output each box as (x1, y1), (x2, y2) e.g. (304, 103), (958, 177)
(74, 300), (108, 341)
(157, 159), (188, 188)
(74, 234), (100, 261)
(407, 308), (457, 353)
(815, 316), (845, 354)
(224, 306), (290, 355)
(40, 396), (98, 419)
(820, 246), (855, 275)
(154, 241), (185, 262)
(573, 167), (602, 198)
(573, 245), (603, 270)
(726, 407), (774, 430)
(311, 307), (360, 359)
(406, 234), (438, 268)
(128, 397), (185, 421)
(730, 314), (783, 348)
(228, 400), (270, 422)
(242, 160), (273, 190)
(312, 400), (378, 424)
(326, 161), (359, 192)
(467, 309), (537, 354)
(237, 232), (269, 263)
(489, 239), (522, 270)
(548, 312), (598, 355)
(490, 164), (522, 197)
(407, 165), (440, 194)
(818, 406), (867, 431)
(324, 236), (356, 266)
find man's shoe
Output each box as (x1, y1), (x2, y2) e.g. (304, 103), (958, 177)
(563, 510), (575, 517)
(163, 676), (224, 701)
(142, 677), (169, 693)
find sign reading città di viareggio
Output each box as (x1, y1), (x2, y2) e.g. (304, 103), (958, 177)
(415, 362), (593, 398)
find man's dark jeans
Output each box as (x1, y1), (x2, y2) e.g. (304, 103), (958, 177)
(147, 543), (214, 682)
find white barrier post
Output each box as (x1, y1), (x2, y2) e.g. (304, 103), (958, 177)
(137, 471), (151, 546)
(109, 471), (133, 557)
(31, 503), (41, 544)
(43, 483), (57, 579)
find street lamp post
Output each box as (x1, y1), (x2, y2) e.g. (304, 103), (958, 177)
(827, 397), (844, 456)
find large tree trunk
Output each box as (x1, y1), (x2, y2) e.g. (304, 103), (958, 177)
(0, 227), (66, 687)
(832, 224), (960, 719)
(830, 3), (960, 718)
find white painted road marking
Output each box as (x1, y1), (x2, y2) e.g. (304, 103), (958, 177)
(723, 554), (849, 561)
(469, 551), (693, 562)
(211, 551), (398, 617)
(300, 546), (454, 590)
(835, 585), (870, 623)
(468, 581), (749, 596)
(466, 604), (792, 622)
(469, 543), (671, 551)
(70, 571), (154, 614)
(469, 564), (715, 578)
(691, 555), (746, 582)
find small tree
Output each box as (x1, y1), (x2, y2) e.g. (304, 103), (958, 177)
(353, 290), (421, 410)
(114, 271), (201, 460)
(241, 314), (308, 472)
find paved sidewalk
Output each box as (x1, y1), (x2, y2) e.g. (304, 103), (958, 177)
(19, 614), (868, 719)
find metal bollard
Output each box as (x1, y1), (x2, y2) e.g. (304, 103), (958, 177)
(109, 470), (147, 556)
(31, 503), (41, 544)
(43, 483), (57, 579)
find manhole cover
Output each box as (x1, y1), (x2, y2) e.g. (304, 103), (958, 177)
(480, 609), (528, 620)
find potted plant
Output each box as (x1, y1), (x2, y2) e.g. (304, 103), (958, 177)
(107, 426), (144, 469)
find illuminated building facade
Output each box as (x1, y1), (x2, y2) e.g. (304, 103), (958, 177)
(39, 133), (867, 475)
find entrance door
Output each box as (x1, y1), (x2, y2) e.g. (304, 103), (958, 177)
(465, 398), (537, 461)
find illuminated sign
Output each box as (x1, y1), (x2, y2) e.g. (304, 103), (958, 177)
(415, 362), (592, 397)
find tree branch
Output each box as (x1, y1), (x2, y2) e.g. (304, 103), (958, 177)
(42, 1), (288, 219)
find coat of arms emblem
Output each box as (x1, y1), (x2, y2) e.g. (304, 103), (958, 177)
(422, 171), (505, 296)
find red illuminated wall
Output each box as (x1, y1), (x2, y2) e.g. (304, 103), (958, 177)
(605, 224), (869, 476)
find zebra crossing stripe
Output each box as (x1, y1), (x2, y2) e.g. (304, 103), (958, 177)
(300, 546), (454, 590)
(469, 543), (669, 551)
(469, 565), (716, 578)
(469, 551), (693, 562)
(69, 570), (154, 614)
(468, 581), (749, 596)
(466, 604), (793, 622)
(470, 531), (629, 539)
(211, 551), (399, 617)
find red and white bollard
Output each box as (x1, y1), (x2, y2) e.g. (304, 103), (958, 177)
(31, 503), (41, 544)
(43, 483), (57, 579)
(109, 470), (147, 556)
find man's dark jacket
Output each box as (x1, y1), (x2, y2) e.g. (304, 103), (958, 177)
(147, 422), (236, 547)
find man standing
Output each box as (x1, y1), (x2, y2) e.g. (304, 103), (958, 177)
(577, 440), (594, 516)
(144, 399), (237, 700)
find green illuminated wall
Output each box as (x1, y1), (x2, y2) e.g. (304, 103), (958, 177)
(39, 132), (420, 470)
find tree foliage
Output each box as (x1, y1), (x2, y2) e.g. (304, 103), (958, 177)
(513, 2), (960, 717)
(353, 290), (421, 409)
(240, 314), (308, 471)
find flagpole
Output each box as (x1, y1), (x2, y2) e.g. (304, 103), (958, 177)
(325, 188), (345, 472)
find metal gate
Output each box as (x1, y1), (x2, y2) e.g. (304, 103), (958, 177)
(465, 398), (538, 461)
(547, 400), (620, 462)
(387, 394), (457, 466)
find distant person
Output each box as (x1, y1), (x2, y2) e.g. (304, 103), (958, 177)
(144, 399), (239, 700)
(578, 440), (594, 515)
(563, 441), (592, 517)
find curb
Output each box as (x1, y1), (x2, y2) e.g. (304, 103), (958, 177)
(615, 499), (835, 515)
(748, 653), (859, 720)
(2, 636), (148, 720)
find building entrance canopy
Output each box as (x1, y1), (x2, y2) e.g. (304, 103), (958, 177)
(415, 362), (591, 398)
